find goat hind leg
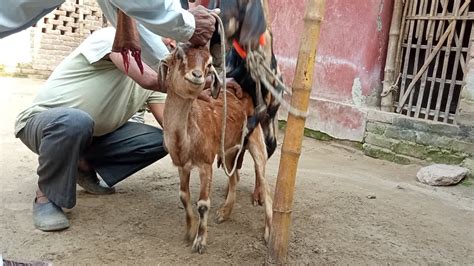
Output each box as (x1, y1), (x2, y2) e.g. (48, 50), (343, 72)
(249, 129), (266, 206)
(248, 126), (273, 243)
(250, 117), (276, 206)
(216, 152), (239, 224)
(220, 149), (243, 199)
(192, 164), (212, 254)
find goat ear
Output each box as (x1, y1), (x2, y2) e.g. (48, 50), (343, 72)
(239, 0), (266, 45)
(158, 54), (171, 92)
(209, 65), (222, 99)
(176, 45), (185, 61)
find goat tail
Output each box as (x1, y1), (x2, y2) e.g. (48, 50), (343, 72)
(260, 109), (279, 159)
(262, 119), (277, 158)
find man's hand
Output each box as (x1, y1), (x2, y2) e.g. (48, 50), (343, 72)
(198, 78), (244, 102)
(162, 37), (177, 51)
(226, 78), (243, 98)
(188, 6), (217, 46)
(198, 89), (212, 102)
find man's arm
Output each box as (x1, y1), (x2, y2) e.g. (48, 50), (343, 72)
(148, 103), (165, 128)
(108, 52), (164, 92)
(1, 0), (190, 40)
(111, 46), (166, 127)
(99, 0), (216, 46)
(103, 0), (195, 43)
(2, 0), (215, 47)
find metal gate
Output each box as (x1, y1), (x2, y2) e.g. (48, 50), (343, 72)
(394, 0), (474, 124)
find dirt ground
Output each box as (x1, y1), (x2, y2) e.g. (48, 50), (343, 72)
(0, 77), (473, 265)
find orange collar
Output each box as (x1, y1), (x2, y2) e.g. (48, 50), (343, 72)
(232, 34), (266, 59)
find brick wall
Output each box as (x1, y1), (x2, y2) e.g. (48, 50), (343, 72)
(18, 0), (104, 79)
(363, 110), (474, 174)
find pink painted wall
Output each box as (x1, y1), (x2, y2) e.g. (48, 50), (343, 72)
(269, 0), (394, 141)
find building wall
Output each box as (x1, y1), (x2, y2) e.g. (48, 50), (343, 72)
(363, 33), (471, 173)
(270, 0), (394, 141)
(270, 1), (472, 172)
(0, 0), (104, 79)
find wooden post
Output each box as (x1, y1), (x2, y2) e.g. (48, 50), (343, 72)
(381, 0), (404, 112)
(265, 0), (325, 264)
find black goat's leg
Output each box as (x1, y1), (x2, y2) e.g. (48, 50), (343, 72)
(247, 125), (272, 243)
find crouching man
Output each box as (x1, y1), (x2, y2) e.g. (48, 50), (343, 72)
(14, 27), (171, 232)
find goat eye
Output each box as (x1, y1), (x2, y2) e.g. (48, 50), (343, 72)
(207, 64), (212, 69)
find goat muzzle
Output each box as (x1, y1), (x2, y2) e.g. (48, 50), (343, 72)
(185, 73), (205, 86)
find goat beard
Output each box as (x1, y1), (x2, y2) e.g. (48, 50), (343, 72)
(112, 9), (144, 75)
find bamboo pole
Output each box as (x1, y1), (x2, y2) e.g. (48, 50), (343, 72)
(381, 0), (404, 112)
(265, 0), (325, 264)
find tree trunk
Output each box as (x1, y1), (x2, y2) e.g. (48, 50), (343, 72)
(265, 0), (326, 264)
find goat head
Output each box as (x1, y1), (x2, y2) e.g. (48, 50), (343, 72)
(158, 44), (221, 99)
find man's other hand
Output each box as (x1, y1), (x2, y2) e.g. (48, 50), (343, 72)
(226, 78), (243, 98)
(198, 78), (243, 102)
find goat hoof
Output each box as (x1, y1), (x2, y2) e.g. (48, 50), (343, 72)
(264, 230), (270, 244)
(215, 209), (229, 224)
(252, 199), (263, 206)
(192, 236), (206, 254)
(251, 192), (264, 206)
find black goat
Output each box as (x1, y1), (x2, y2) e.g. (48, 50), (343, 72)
(208, 0), (284, 159)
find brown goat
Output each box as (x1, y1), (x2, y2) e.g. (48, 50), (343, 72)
(160, 43), (272, 254)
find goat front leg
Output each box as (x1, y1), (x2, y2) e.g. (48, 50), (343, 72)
(248, 126), (273, 243)
(216, 152), (239, 223)
(179, 167), (195, 241)
(192, 164), (212, 254)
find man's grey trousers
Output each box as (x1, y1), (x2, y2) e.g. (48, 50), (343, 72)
(18, 107), (168, 208)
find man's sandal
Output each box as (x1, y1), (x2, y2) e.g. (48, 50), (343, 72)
(33, 197), (69, 231)
(77, 169), (115, 195)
